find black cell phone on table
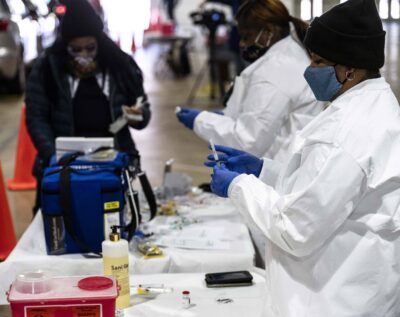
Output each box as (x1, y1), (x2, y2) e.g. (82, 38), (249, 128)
(205, 271), (253, 288)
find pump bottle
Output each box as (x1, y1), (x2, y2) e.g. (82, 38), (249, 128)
(102, 226), (130, 309)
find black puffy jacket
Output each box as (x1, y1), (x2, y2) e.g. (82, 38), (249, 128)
(25, 51), (151, 170)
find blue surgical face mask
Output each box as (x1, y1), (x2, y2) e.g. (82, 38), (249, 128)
(303, 66), (345, 101)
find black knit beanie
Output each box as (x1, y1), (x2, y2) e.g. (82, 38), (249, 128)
(60, 0), (104, 41)
(304, 0), (386, 69)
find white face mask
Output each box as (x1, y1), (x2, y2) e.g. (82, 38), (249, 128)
(73, 55), (95, 67)
(68, 45), (98, 78)
(67, 42), (98, 66)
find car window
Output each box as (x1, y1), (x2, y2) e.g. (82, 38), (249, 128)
(0, 0), (11, 14)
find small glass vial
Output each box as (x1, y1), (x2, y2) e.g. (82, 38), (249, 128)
(182, 290), (191, 309)
(116, 309), (125, 317)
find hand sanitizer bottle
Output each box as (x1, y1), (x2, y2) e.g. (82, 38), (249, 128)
(102, 226), (130, 310)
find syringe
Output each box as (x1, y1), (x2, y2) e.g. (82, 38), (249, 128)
(209, 139), (220, 166)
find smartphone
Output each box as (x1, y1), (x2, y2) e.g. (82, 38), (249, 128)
(205, 271), (253, 288)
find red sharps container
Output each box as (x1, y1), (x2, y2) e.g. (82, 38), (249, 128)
(7, 271), (118, 317)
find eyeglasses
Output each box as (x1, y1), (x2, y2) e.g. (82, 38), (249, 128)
(239, 28), (265, 43)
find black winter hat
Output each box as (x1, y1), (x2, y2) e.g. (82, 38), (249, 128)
(60, 0), (104, 41)
(304, 0), (386, 69)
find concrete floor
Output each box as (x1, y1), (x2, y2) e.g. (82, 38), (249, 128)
(1, 21), (400, 242)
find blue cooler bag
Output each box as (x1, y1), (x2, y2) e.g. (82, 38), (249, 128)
(41, 151), (139, 255)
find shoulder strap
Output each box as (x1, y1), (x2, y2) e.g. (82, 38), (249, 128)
(58, 151), (84, 166)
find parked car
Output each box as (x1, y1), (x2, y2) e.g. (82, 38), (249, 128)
(0, 0), (24, 93)
(6, 0), (57, 66)
(0, 0), (57, 94)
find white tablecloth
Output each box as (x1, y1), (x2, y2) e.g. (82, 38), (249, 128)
(126, 270), (267, 316)
(0, 195), (255, 304)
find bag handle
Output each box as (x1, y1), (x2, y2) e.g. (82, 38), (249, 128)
(58, 151), (84, 166)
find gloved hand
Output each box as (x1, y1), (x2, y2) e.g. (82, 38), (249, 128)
(210, 164), (239, 198)
(205, 144), (263, 176)
(176, 108), (201, 130)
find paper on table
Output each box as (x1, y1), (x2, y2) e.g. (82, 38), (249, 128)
(174, 227), (225, 239)
(155, 237), (231, 250)
(154, 226), (231, 250)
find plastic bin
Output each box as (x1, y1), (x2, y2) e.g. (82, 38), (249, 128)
(7, 272), (118, 317)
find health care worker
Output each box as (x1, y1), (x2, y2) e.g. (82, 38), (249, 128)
(206, 0), (400, 316)
(176, 0), (323, 160)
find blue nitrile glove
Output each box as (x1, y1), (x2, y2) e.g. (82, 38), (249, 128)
(176, 108), (201, 130)
(205, 144), (263, 176)
(210, 164), (240, 198)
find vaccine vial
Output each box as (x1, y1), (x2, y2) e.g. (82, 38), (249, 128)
(116, 309), (124, 317)
(182, 290), (191, 309)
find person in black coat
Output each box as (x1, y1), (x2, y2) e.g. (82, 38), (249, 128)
(202, 0), (245, 74)
(26, 0), (151, 214)
(163, 0), (179, 22)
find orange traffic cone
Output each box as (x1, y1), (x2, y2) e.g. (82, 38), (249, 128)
(0, 162), (17, 260)
(7, 107), (37, 190)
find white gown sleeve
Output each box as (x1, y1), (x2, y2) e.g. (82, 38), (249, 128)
(228, 143), (366, 257)
(258, 158), (283, 187)
(193, 82), (291, 156)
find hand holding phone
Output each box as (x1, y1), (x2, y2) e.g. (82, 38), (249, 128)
(123, 96), (145, 122)
(109, 96), (145, 134)
(122, 105), (143, 121)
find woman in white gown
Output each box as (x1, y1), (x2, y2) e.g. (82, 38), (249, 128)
(206, 0), (400, 316)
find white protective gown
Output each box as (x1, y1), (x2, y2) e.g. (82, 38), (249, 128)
(228, 78), (400, 317)
(193, 23), (323, 160)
